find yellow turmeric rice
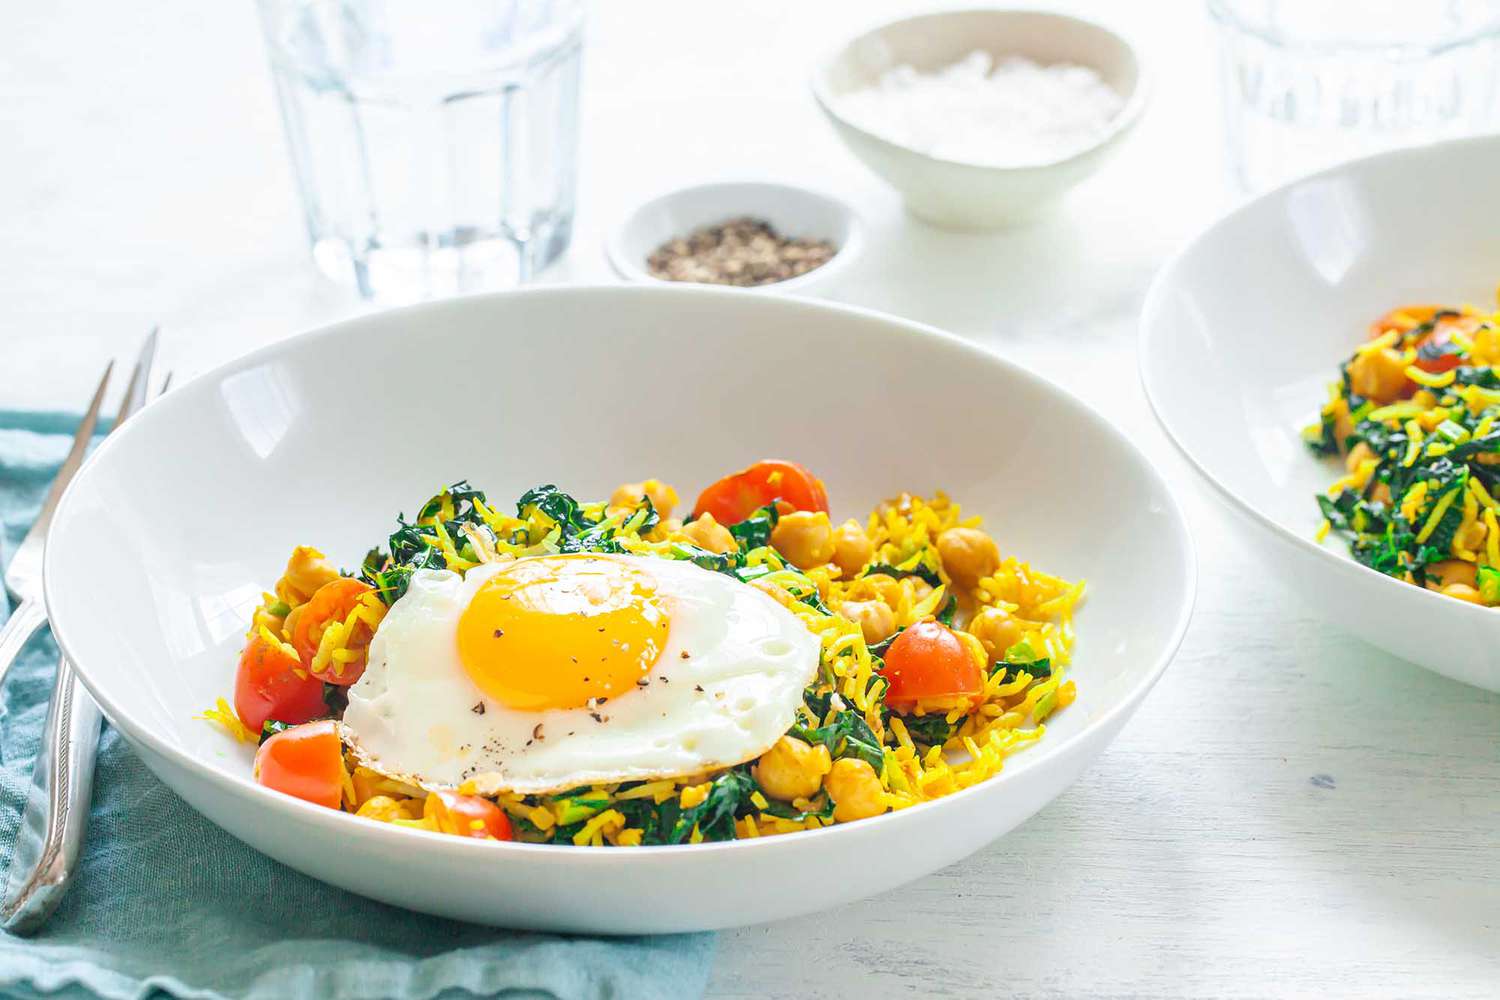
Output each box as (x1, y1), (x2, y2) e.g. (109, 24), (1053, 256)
(212, 468), (1084, 846)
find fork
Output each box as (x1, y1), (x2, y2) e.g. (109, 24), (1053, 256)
(0, 330), (163, 933)
(0, 366), (114, 687)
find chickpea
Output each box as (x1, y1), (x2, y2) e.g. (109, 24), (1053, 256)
(937, 527), (1000, 590)
(1458, 518), (1488, 552)
(905, 577), (934, 606)
(831, 519), (875, 577)
(750, 578), (798, 610)
(967, 606), (1024, 662)
(770, 510), (836, 569)
(1428, 560), (1478, 590)
(356, 795), (413, 823)
(1345, 442), (1375, 474)
(681, 512), (736, 554)
(753, 736), (832, 802)
(824, 758), (886, 823)
(1369, 481), (1393, 505)
(609, 479), (679, 519)
(249, 599), (287, 639)
(840, 599), (897, 644)
(1441, 583), (1485, 604)
(1347, 348), (1410, 404)
(847, 573), (904, 610)
(276, 545), (341, 607)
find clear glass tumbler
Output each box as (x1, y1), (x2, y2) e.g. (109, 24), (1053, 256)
(256, 0), (583, 302)
(1211, 0), (1500, 192)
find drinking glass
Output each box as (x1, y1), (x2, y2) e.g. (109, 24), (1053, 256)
(1211, 0), (1500, 191)
(256, 0), (583, 302)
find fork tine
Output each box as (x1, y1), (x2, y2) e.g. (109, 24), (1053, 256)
(115, 327), (159, 425)
(32, 364), (113, 523)
(114, 360), (143, 426)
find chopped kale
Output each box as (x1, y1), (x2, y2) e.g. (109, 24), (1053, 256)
(861, 562), (943, 587)
(727, 503), (779, 550)
(322, 682), (349, 716)
(900, 713), (956, 748)
(791, 709), (884, 770)
(668, 768), (756, 844)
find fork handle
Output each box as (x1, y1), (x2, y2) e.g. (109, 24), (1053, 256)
(0, 656), (102, 934)
(0, 598), (47, 687)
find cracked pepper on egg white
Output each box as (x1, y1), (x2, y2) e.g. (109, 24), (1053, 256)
(340, 554), (821, 795)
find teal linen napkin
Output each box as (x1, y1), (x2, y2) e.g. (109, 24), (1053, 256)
(0, 413), (715, 1000)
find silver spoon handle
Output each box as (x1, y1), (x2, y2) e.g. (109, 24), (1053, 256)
(0, 655), (102, 934)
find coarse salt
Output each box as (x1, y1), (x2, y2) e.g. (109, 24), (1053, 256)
(835, 51), (1124, 167)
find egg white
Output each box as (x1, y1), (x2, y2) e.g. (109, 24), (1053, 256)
(340, 555), (822, 795)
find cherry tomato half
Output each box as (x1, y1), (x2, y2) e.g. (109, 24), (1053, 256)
(292, 577), (377, 686)
(1368, 305), (1443, 339)
(234, 629), (327, 734)
(1413, 314), (1479, 375)
(253, 719), (345, 810)
(691, 460), (829, 525)
(879, 619), (984, 713)
(425, 791), (514, 841)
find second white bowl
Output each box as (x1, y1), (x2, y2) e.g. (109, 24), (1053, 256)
(1141, 135), (1500, 692)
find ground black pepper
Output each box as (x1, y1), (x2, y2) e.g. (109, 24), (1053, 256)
(646, 217), (835, 286)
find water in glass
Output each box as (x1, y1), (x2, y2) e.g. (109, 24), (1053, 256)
(257, 0), (583, 301)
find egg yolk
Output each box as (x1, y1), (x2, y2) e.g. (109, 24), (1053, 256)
(456, 555), (669, 711)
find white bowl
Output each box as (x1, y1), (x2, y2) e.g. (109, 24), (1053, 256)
(45, 286), (1194, 933)
(1141, 135), (1500, 693)
(605, 181), (864, 295)
(811, 8), (1148, 230)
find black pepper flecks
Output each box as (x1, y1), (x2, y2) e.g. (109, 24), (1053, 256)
(646, 217), (836, 287)
(472, 702), (486, 715)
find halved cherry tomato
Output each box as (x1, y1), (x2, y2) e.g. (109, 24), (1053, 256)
(879, 619), (984, 713)
(425, 791), (514, 841)
(692, 460), (829, 525)
(1413, 314), (1479, 375)
(292, 577), (377, 686)
(234, 629), (327, 734)
(253, 719), (344, 809)
(1368, 305), (1443, 339)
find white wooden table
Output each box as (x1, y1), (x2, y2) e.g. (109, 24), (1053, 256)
(5, 2), (1498, 997)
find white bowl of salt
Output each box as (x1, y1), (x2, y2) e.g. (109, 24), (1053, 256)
(812, 9), (1148, 229)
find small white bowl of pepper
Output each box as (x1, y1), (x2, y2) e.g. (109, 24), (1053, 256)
(606, 181), (864, 295)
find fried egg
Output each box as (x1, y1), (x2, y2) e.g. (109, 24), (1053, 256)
(341, 554), (821, 795)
